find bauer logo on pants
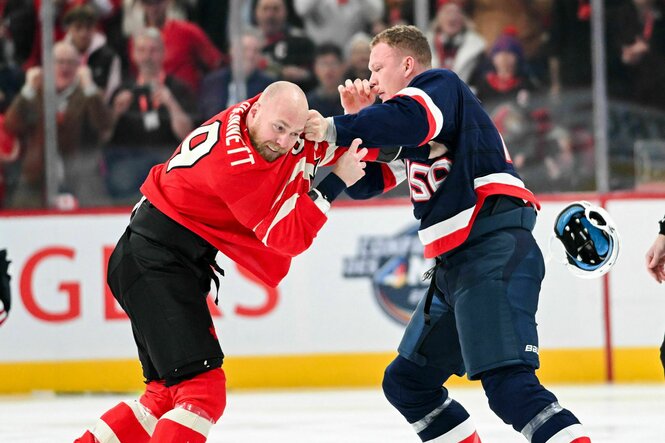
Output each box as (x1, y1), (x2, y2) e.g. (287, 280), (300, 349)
(342, 225), (434, 325)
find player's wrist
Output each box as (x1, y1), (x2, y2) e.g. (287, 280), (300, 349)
(312, 173), (347, 203)
(324, 117), (337, 143)
(659, 215), (665, 235)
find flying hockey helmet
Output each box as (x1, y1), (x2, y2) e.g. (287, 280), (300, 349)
(553, 201), (620, 279)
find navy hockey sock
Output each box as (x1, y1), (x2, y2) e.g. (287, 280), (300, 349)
(481, 365), (587, 443)
(383, 356), (476, 442)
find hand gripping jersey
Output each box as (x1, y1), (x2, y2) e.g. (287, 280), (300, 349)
(141, 95), (338, 287)
(335, 69), (540, 258)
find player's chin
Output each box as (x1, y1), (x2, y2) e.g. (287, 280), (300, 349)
(258, 146), (285, 162)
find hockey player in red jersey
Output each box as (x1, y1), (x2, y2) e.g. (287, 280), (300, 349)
(75, 81), (368, 443)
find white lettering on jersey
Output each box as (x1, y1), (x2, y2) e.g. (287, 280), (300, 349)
(407, 157), (453, 202)
(225, 101), (251, 145)
(227, 147), (255, 166)
(167, 121), (221, 171)
(225, 101), (255, 166)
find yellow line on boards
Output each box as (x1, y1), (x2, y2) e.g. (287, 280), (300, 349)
(0, 348), (661, 394)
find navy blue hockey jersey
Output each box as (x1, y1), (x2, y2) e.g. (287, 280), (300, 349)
(335, 69), (540, 258)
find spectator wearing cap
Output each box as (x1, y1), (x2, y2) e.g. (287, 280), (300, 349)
(129, 0), (225, 93)
(63, 5), (122, 102)
(428, 0), (486, 83)
(471, 28), (539, 106)
(254, 0), (317, 92)
(307, 43), (345, 117)
(198, 28), (275, 118)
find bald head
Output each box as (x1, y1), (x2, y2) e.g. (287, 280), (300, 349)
(54, 40), (80, 61)
(259, 81), (308, 109)
(247, 81), (309, 162)
(53, 41), (81, 91)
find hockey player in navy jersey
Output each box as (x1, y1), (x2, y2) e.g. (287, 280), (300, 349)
(305, 25), (591, 443)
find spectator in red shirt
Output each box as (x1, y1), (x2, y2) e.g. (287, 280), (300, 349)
(132, 0), (225, 93)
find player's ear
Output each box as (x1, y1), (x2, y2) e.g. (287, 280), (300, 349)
(403, 56), (414, 76)
(249, 102), (260, 118)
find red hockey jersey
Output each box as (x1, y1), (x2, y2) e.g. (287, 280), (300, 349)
(141, 95), (339, 287)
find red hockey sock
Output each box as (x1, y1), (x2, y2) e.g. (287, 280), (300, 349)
(139, 380), (173, 419)
(150, 404), (212, 443)
(74, 399), (158, 443)
(149, 368), (227, 442)
(461, 431), (482, 442)
(73, 430), (98, 443)
(170, 368), (227, 422)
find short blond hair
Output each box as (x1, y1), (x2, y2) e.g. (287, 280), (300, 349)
(371, 25), (432, 68)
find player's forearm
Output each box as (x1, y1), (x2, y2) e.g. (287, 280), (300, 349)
(331, 103), (431, 148)
(308, 172), (347, 214)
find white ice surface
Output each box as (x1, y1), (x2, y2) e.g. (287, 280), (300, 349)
(0, 384), (663, 442)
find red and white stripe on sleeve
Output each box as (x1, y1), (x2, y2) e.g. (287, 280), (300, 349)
(394, 87), (445, 146)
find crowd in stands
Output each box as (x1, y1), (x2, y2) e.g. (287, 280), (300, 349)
(0, 0), (664, 209)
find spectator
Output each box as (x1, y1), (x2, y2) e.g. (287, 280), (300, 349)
(199, 28), (275, 118)
(24, 0), (88, 70)
(130, 0), (225, 93)
(343, 32), (372, 81)
(547, 0), (593, 97)
(104, 27), (196, 203)
(191, 0), (230, 52)
(428, 0), (486, 83)
(373, 0), (414, 34)
(122, 0), (192, 38)
(0, 32), (23, 207)
(607, 0), (665, 111)
(91, 0), (126, 76)
(471, 29), (539, 106)
(467, 0), (551, 77)
(0, 114), (19, 208)
(4, 41), (112, 208)
(0, 44), (23, 113)
(63, 5), (122, 102)
(294, 0), (384, 49)
(255, 0), (317, 92)
(0, 0), (37, 67)
(307, 43), (345, 117)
